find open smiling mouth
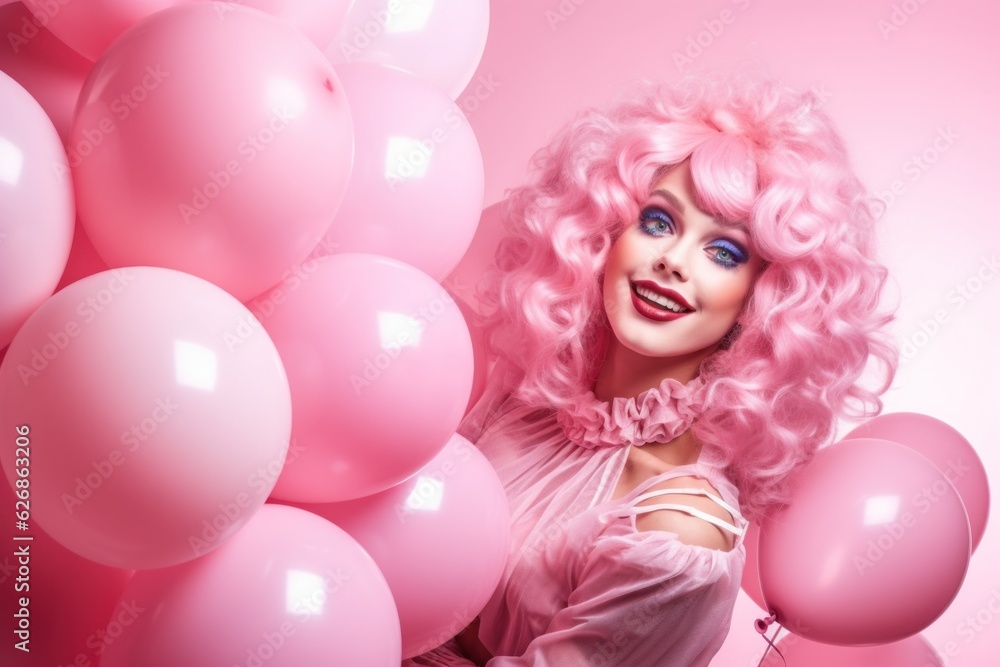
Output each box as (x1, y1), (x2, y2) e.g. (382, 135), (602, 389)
(630, 282), (694, 313)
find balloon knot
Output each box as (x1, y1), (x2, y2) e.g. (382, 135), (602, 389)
(753, 611), (786, 667)
(754, 610), (778, 634)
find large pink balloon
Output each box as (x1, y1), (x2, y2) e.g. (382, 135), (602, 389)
(312, 63), (484, 281)
(0, 267), (292, 569)
(758, 438), (970, 646)
(282, 434), (509, 658)
(251, 253), (474, 502)
(0, 71), (74, 349)
(0, 3), (92, 143)
(843, 412), (989, 552)
(0, 478), (132, 667)
(22, 0), (195, 62)
(71, 3), (354, 302)
(100, 504), (401, 667)
(325, 0), (490, 99)
(760, 632), (944, 666)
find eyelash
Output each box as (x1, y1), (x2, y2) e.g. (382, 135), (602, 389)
(638, 206), (749, 270)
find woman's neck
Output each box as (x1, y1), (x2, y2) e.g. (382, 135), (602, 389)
(591, 339), (715, 403)
(592, 339), (716, 466)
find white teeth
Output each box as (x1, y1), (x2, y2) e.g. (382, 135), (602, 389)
(635, 285), (689, 312)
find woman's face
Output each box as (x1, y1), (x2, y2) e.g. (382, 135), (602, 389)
(602, 159), (765, 360)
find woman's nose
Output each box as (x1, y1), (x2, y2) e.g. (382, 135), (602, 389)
(654, 246), (688, 281)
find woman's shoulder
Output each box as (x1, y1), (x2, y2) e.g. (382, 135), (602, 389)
(632, 472), (742, 552)
(608, 460), (746, 554)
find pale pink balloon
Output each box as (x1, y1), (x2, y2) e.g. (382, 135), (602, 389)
(0, 71), (74, 350)
(0, 267), (292, 569)
(22, 0), (196, 62)
(311, 64), (483, 281)
(325, 0), (489, 99)
(760, 632), (944, 667)
(0, 478), (133, 667)
(843, 412), (990, 552)
(71, 3), (354, 302)
(758, 438), (970, 646)
(0, 3), (92, 143)
(99, 504), (401, 667)
(280, 433), (509, 658)
(250, 253), (474, 502)
(238, 0), (354, 49)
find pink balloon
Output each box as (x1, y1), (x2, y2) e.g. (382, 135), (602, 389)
(312, 63), (484, 281)
(325, 0), (490, 99)
(843, 412), (990, 552)
(251, 253), (474, 502)
(280, 434), (509, 658)
(0, 267), (292, 569)
(99, 504), (401, 667)
(758, 438), (970, 645)
(71, 3), (354, 302)
(0, 3), (92, 143)
(238, 0), (353, 49)
(0, 478), (132, 667)
(760, 632), (944, 667)
(22, 0), (195, 62)
(0, 71), (74, 350)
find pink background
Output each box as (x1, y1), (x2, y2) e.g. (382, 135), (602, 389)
(454, 1), (999, 665)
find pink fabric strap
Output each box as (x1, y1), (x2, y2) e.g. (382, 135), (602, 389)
(614, 487), (745, 536)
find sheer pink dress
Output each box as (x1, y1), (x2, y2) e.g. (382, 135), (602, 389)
(405, 360), (748, 667)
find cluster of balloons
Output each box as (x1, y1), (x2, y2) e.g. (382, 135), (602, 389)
(742, 413), (990, 664)
(0, 1), (504, 665)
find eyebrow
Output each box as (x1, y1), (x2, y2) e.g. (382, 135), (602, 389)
(652, 189), (685, 214)
(650, 188), (749, 235)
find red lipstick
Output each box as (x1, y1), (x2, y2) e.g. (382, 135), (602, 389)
(629, 281), (694, 322)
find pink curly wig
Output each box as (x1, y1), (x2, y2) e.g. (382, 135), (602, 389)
(471, 69), (899, 521)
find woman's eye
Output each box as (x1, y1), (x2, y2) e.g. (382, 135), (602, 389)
(639, 207), (673, 235)
(710, 241), (750, 270)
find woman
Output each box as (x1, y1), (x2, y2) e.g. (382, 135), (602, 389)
(407, 69), (899, 666)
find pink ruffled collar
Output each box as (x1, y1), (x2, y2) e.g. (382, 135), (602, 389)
(556, 374), (709, 449)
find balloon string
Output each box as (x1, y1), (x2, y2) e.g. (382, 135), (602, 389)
(754, 611), (786, 667)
